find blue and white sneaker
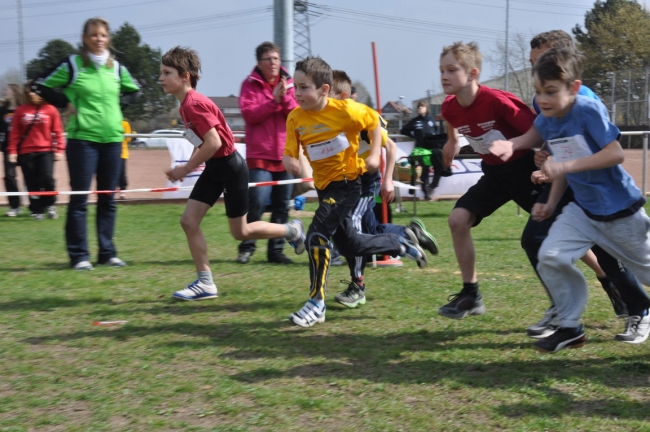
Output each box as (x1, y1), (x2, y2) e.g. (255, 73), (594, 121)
(289, 299), (326, 328)
(400, 228), (428, 268)
(172, 279), (218, 301)
(287, 218), (306, 255)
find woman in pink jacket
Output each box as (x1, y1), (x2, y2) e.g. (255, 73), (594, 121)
(236, 41), (299, 264)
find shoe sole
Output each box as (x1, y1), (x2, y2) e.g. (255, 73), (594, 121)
(437, 304), (486, 320)
(289, 314), (325, 328)
(334, 297), (366, 308)
(411, 219), (439, 255)
(172, 293), (218, 301)
(616, 330), (650, 344)
(533, 335), (585, 353)
(404, 228), (428, 268)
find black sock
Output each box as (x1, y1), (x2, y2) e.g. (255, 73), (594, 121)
(463, 282), (479, 296)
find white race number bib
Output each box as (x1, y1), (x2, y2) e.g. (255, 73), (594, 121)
(547, 135), (593, 162)
(306, 133), (350, 161)
(184, 129), (203, 147)
(464, 129), (506, 154)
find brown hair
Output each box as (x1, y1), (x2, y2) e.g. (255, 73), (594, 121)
(162, 46), (202, 89)
(5, 83), (26, 107)
(530, 30), (575, 50)
(440, 41), (482, 75)
(80, 17), (114, 68)
(255, 41), (280, 61)
(533, 48), (582, 87)
(416, 100), (430, 115)
(294, 56), (332, 90)
(331, 70), (352, 96)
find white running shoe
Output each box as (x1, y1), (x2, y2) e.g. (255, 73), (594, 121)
(73, 261), (94, 271)
(172, 279), (218, 301)
(289, 299), (326, 328)
(616, 314), (650, 344)
(287, 219), (306, 254)
(47, 206), (58, 219)
(99, 257), (127, 267)
(5, 207), (20, 217)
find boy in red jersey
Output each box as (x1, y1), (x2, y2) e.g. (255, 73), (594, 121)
(437, 41), (546, 319)
(159, 46), (306, 301)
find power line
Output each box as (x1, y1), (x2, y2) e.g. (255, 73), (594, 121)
(0, 0), (98, 11)
(0, 0), (172, 21)
(0, 7), (272, 48)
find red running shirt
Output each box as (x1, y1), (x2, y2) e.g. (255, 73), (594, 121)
(180, 89), (235, 159)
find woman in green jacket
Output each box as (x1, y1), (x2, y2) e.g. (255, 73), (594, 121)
(33, 17), (140, 270)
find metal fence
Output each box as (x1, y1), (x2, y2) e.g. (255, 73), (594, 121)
(606, 68), (650, 126)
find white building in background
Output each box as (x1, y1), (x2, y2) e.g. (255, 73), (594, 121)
(208, 96), (245, 133)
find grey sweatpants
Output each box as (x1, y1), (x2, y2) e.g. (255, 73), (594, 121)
(537, 202), (650, 328)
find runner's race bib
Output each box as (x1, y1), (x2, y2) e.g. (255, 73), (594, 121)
(184, 129), (203, 147)
(547, 135), (593, 162)
(464, 129), (506, 154)
(306, 133), (350, 161)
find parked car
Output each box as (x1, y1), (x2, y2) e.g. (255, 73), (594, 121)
(130, 129), (186, 148)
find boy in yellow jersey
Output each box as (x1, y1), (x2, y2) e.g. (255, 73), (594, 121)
(328, 70), (439, 309)
(283, 57), (426, 327)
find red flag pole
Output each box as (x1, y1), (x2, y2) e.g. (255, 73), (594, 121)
(372, 41), (402, 267)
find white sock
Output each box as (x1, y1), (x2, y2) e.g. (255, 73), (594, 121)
(197, 270), (214, 286)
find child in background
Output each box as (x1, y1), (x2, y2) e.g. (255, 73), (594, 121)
(283, 56), (426, 327)
(159, 46), (306, 301)
(8, 81), (64, 220)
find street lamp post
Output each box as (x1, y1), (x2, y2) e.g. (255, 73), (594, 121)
(398, 95), (405, 130)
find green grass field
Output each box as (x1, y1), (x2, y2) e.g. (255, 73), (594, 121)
(1, 201), (649, 431)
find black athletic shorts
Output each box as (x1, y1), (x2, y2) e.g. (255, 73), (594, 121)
(455, 150), (543, 226)
(189, 151), (249, 218)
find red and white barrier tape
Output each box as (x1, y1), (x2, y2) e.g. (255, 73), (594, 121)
(0, 177), (314, 197)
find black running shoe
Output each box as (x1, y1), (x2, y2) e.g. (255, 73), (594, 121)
(533, 325), (585, 353)
(334, 281), (366, 308)
(408, 217), (439, 255)
(438, 291), (486, 319)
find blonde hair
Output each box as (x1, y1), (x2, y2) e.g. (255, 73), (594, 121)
(81, 17), (114, 68)
(331, 70), (352, 97)
(441, 41), (482, 75)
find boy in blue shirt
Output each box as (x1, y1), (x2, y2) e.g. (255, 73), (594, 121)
(492, 48), (650, 353)
(521, 30), (650, 343)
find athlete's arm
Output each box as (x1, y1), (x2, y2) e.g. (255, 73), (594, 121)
(380, 137), (396, 203)
(442, 120), (460, 168)
(165, 127), (221, 181)
(364, 124), (383, 173)
(283, 155), (301, 177)
(541, 139), (624, 181)
(489, 125), (544, 161)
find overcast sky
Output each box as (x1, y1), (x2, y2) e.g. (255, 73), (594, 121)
(1, 0), (598, 107)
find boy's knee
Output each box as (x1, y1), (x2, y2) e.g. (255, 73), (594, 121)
(180, 215), (199, 232)
(231, 229), (246, 241)
(448, 209), (472, 233)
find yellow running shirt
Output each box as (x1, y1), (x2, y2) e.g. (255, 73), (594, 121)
(285, 98), (379, 190)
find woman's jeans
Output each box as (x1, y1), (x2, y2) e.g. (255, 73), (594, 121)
(65, 139), (121, 266)
(238, 168), (293, 259)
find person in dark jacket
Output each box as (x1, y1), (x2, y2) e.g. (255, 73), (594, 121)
(400, 101), (449, 200)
